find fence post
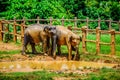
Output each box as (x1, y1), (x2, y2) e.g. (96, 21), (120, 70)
(98, 18), (101, 29)
(111, 29), (115, 55)
(82, 27), (87, 53)
(86, 17), (89, 28)
(119, 20), (120, 31)
(61, 17), (64, 26)
(0, 20), (3, 41)
(96, 27), (100, 54)
(109, 19), (112, 30)
(22, 17), (26, 25)
(37, 16), (40, 24)
(21, 23), (24, 44)
(74, 17), (77, 27)
(13, 18), (17, 42)
(20, 17), (26, 43)
(50, 17), (52, 26)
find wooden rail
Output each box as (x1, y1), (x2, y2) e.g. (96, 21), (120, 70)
(6, 17), (120, 31)
(80, 27), (120, 55)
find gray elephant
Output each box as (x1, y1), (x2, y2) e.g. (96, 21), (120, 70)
(51, 26), (81, 60)
(22, 24), (56, 55)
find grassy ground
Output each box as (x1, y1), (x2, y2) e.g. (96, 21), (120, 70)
(0, 68), (120, 80)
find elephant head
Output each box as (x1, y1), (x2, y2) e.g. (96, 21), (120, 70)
(44, 26), (56, 36)
(44, 26), (57, 57)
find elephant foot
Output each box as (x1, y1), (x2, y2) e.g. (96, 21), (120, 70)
(44, 53), (48, 56)
(73, 54), (80, 61)
(21, 51), (26, 55)
(53, 52), (56, 59)
(67, 57), (72, 61)
(32, 51), (37, 54)
(21, 52), (28, 57)
(53, 56), (56, 60)
(47, 48), (52, 56)
(57, 52), (61, 56)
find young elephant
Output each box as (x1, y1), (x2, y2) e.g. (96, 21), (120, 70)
(52, 26), (81, 60)
(22, 24), (56, 55)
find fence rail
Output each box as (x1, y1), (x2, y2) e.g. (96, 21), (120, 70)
(0, 18), (120, 56)
(6, 17), (120, 31)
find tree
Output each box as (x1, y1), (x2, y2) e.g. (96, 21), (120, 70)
(1, 0), (73, 19)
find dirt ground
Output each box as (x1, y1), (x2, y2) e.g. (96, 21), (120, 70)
(0, 41), (68, 61)
(0, 42), (21, 51)
(0, 42), (120, 74)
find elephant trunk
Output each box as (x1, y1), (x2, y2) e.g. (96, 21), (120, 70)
(51, 35), (57, 59)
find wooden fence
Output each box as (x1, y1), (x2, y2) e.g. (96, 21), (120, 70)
(0, 18), (120, 56)
(6, 17), (120, 31)
(0, 19), (25, 44)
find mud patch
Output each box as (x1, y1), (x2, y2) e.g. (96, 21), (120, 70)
(0, 61), (118, 73)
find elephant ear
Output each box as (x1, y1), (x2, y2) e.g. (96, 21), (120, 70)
(70, 36), (73, 42)
(44, 26), (50, 32)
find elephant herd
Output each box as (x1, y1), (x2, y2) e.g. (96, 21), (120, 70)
(22, 24), (82, 60)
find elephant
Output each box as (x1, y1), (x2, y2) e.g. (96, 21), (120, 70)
(22, 24), (56, 55)
(51, 26), (82, 60)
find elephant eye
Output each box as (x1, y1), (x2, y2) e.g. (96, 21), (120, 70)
(77, 38), (80, 40)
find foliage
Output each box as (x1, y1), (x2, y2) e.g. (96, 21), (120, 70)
(0, 0), (120, 29)
(0, 0), (119, 20)
(0, 0), (73, 19)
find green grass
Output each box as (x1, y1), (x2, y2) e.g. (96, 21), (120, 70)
(86, 34), (120, 55)
(0, 68), (120, 80)
(85, 67), (120, 80)
(0, 71), (56, 80)
(0, 50), (20, 55)
(0, 50), (20, 60)
(0, 70), (80, 80)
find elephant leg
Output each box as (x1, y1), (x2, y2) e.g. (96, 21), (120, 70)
(73, 47), (80, 61)
(66, 37), (72, 60)
(51, 36), (57, 59)
(57, 45), (61, 55)
(47, 37), (50, 49)
(66, 42), (72, 60)
(47, 38), (51, 55)
(22, 34), (29, 55)
(43, 40), (47, 55)
(30, 43), (37, 54)
(67, 45), (72, 60)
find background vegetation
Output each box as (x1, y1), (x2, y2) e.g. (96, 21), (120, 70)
(0, 0), (119, 20)
(0, 0), (120, 30)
